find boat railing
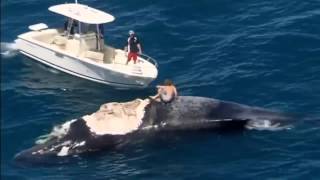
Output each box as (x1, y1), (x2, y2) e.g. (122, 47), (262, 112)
(138, 53), (158, 68)
(104, 45), (158, 67)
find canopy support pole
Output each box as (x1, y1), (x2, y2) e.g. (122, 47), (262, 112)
(78, 21), (82, 56)
(96, 24), (101, 51)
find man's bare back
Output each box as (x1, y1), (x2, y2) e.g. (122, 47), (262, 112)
(151, 79), (178, 103)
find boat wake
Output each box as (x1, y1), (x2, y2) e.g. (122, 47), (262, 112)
(0, 42), (18, 58)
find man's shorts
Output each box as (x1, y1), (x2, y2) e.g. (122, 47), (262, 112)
(128, 52), (138, 63)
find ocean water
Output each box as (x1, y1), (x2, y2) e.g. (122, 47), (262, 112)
(1, 0), (320, 179)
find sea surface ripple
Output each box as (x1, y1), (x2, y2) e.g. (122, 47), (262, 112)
(1, 0), (320, 179)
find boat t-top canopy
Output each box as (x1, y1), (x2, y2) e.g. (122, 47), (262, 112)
(49, 3), (115, 24)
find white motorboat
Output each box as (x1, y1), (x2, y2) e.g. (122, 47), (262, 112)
(15, 3), (158, 88)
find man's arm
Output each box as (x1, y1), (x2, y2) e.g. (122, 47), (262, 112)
(137, 43), (142, 54)
(124, 38), (129, 52)
(173, 87), (178, 97)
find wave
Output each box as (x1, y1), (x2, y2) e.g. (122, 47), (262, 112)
(245, 119), (293, 131)
(0, 42), (18, 58)
(35, 63), (61, 74)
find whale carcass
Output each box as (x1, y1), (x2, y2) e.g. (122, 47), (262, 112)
(14, 96), (292, 163)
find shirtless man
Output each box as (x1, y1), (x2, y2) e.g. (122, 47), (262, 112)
(150, 79), (178, 103)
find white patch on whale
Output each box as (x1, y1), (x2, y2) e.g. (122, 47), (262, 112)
(57, 146), (70, 156)
(83, 99), (150, 135)
(31, 140), (72, 155)
(141, 125), (158, 130)
(73, 141), (86, 147)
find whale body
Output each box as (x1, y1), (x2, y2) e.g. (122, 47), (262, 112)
(14, 96), (292, 163)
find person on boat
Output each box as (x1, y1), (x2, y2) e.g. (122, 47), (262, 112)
(125, 30), (142, 65)
(150, 79), (178, 103)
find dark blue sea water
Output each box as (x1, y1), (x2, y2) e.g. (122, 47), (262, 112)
(2, 0), (320, 179)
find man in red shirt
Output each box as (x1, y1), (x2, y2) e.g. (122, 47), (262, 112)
(125, 30), (142, 65)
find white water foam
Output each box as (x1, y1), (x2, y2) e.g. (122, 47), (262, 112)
(47, 68), (60, 74)
(0, 42), (18, 58)
(245, 119), (293, 131)
(35, 119), (77, 144)
(35, 63), (61, 74)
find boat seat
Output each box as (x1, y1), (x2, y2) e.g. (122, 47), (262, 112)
(52, 36), (67, 46)
(85, 50), (104, 63)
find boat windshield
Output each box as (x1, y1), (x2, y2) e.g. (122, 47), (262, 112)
(80, 23), (97, 34)
(63, 19), (104, 36)
(63, 19), (105, 51)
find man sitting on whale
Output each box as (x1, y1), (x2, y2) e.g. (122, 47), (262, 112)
(150, 79), (178, 103)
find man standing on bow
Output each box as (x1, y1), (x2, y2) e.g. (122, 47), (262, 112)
(125, 30), (142, 65)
